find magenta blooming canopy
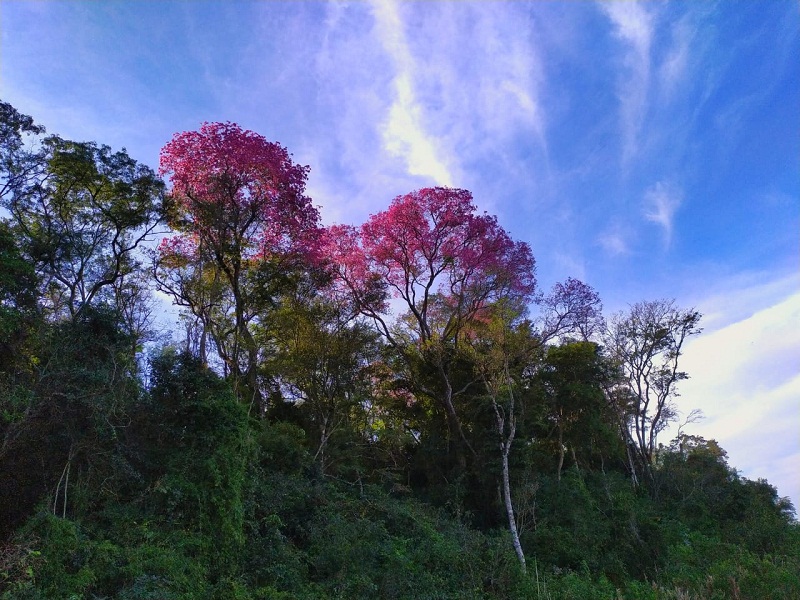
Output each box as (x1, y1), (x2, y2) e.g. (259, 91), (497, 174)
(159, 121), (321, 262)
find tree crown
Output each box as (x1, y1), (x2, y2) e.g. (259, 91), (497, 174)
(159, 121), (320, 261)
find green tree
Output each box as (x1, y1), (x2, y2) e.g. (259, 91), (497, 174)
(0, 104), (166, 540)
(0, 219), (38, 387)
(538, 341), (618, 482)
(0, 307), (140, 540)
(267, 289), (380, 476)
(0, 100), (46, 203)
(0, 221), (40, 541)
(5, 136), (165, 321)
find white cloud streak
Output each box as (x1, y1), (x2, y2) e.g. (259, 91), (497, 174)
(600, 3), (654, 166)
(643, 181), (682, 246)
(671, 287), (800, 510)
(370, 0), (454, 186)
(301, 1), (550, 226)
(658, 18), (692, 101)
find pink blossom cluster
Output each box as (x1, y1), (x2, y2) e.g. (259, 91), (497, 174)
(156, 234), (199, 268)
(322, 224), (389, 315)
(158, 121), (321, 263)
(324, 187), (537, 337)
(155, 123), (604, 350)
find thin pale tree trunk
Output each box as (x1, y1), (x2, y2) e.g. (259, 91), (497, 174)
(491, 363), (526, 573)
(556, 421), (565, 483)
(501, 429), (526, 573)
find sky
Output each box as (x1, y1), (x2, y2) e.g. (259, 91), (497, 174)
(1, 1), (798, 509)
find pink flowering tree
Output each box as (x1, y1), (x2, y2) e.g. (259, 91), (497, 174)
(326, 187), (536, 469)
(154, 122), (321, 407)
(325, 188), (609, 567)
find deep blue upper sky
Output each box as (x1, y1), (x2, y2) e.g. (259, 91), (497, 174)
(2, 0), (798, 507)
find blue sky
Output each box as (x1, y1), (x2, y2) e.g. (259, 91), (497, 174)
(2, 1), (798, 508)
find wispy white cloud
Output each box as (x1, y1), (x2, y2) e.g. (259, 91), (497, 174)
(598, 224), (630, 256)
(370, 0), (454, 186)
(469, 8), (548, 157)
(671, 285), (800, 509)
(299, 3), (407, 224)
(600, 3), (654, 166)
(643, 181), (682, 246)
(301, 1), (549, 224)
(658, 18), (692, 101)
(411, 2), (548, 170)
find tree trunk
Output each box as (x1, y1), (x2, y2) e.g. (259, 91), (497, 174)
(491, 363), (526, 574)
(556, 422), (565, 483)
(438, 361), (473, 473)
(501, 440), (526, 573)
(445, 399), (468, 472)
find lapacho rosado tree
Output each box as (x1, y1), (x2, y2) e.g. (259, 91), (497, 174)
(155, 122), (321, 409)
(325, 187), (536, 470)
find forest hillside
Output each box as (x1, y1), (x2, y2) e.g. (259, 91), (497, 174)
(1, 102), (797, 599)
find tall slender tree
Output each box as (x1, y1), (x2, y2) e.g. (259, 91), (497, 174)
(604, 299), (702, 482)
(155, 122), (321, 408)
(468, 298), (537, 572)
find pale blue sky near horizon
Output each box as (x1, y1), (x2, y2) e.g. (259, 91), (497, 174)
(2, 1), (798, 509)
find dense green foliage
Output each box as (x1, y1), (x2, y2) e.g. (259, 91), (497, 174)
(1, 103), (797, 599)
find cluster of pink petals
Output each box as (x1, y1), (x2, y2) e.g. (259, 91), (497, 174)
(156, 234), (199, 267)
(155, 122), (605, 351)
(321, 224), (389, 315)
(158, 121), (321, 262)
(323, 187), (537, 335)
(362, 187), (535, 305)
